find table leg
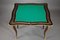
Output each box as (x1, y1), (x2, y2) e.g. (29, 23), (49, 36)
(44, 25), (48, 40)
(44, 25), (51, 40)
(17, 25), (19, 29)
(13, 25), (17, 37)
(43, 25), (44, 29)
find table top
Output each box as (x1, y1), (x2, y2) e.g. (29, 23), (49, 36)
(9, 3), (53, 25)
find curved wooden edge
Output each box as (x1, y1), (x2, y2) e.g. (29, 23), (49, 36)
(9, 3), (53, 25)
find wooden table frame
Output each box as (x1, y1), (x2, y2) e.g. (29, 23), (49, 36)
(9, 3), (53, 40)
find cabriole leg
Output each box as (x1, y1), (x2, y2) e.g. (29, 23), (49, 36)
(44, 25), (51, 40)
(13, 25), (17, 37)
(44, 25), (48, 40)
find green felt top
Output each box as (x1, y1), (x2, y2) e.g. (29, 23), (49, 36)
(15, 4), (47, 22)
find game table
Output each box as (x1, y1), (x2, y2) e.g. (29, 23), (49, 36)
(9, 3), (53, 40)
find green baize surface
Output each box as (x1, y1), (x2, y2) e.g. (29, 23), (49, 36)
(15, 4), (47, 22)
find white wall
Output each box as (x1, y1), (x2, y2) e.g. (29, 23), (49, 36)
(0, 0), (60, 10)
